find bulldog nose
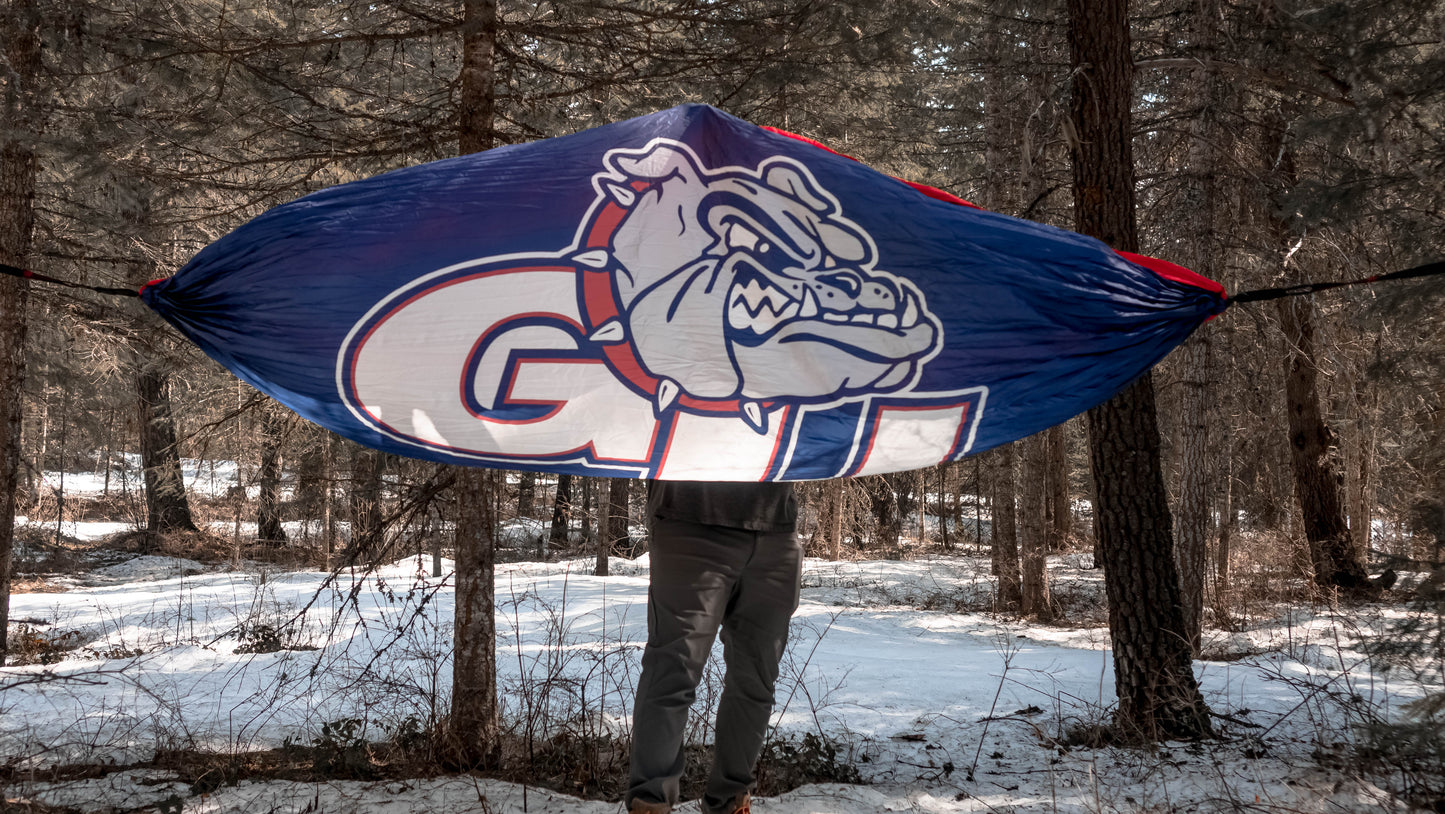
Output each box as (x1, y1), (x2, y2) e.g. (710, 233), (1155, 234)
(810, 271), (898, 312)
(816, 271), (861, 298)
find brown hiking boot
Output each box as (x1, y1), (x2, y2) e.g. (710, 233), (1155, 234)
(627, 799), (671, 814)
(705, 792), (751, 814)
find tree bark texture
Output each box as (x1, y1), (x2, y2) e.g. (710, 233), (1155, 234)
(1277, 296), (1372, 594)
(829, 478), (845, 561)
(447, 0), (502, 769)
(517, 471), (535, 518)
(1344, 390), (1376, 557)
(990, 444), (1023, 612)
(1045, 424), (1071, 551)
(256, 404), (287, 546)
(548, 473), (573, 553)
(601, 476), (628, 575)
(1172, 0), (1225, 655)
(1087, 376), (1212, 739)
(1067, 0), (1211, 740)
(349, 447), (385, 558)
(1018, 434), (1053, 620)
(0, 0), (42, 666)
(450, 465), (501, 768)
(137, 362), (199, 536)
(580, 476), (594, 543)
(458, 0), (497, 156)
(1175, 335), (1210, 653)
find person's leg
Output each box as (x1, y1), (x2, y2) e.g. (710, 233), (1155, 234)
(627, 519), (750, 811)
(703, 527), (803, 813)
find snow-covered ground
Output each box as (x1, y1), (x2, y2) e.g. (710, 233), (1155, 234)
(3, 516), (1433, 812)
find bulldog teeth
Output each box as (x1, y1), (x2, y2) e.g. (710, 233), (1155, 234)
(729, 279), (806, 334)
(823, 312), (849, 323)
(589, 320), (627, 343)
(877, 313), (899, 330)
(741, 401), (768, 434)
(852, 313), (874, 325)
(655, 378), (681, 416)
(572, 249), (611, 269)
(799, 288), (819, 319)
(602, 180), (636, 207)
(901, 293), (919, 328)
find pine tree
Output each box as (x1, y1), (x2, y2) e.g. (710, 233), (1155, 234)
(0, 0), (44, 667)
(448, 0), (502, 771)
(1067, 0), (1211, 741)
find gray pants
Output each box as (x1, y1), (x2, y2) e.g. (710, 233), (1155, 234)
(626, 517), (803, 813)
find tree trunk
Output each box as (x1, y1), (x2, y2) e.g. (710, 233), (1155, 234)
(256, 404), (287, 546)
(1175, 337), (1209, 652)
(1172, 0), (1225, 656)
(447, 0), (501, 769)
(829, 478), (845, 561)
(868, 474), (904, 552)
(136, 360), (198, 537)
(580, 476), (595, 543)
(0, 0), (41, 667)
(548, 473), (572, 554)
(1215, 442), (1236, 621)
(323, 433), (338, 556)
(601, 476), (628, 575)
(1018, 434), (1053, 621)
(1067, 0), (1211, 741)
(349, 447), (385, 559)
(1277, 296), (1372, 594)
(516, 471), (535, 518)
(1344, 384), (1376, 557)
(991, 444), (1023, 612)
(1046, 425), (1071, 551)
(451, 465), (501, 767)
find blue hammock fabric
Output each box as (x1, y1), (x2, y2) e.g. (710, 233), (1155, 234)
(142, 104), (1227, 481)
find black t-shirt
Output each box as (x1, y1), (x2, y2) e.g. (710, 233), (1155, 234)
(647, 480), (797, 532)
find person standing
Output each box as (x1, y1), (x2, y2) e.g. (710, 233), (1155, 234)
(625, 480), (803, 814)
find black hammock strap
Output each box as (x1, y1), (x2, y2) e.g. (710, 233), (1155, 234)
(0, 262), (140, 298)
(1229, 261), (1445, 304)
(3, 259), (1444, 304)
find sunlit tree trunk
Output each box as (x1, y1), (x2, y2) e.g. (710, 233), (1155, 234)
(451, 464), (500, 767)
(448, 0), (501, 770)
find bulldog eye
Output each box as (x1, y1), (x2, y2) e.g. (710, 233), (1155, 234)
(726, 222), (760, 251)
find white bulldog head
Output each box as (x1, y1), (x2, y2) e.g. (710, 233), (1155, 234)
(587, 141), (940, 425)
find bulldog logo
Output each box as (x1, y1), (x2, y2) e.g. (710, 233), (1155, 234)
(578, 140), (943, 431)
(340, 138), (970, 478)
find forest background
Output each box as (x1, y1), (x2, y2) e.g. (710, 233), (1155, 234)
(1, 0), (1443, 809)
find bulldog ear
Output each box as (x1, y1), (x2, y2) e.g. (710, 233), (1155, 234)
(762, 162), (832, 214)
(608, 142), (702, 185)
